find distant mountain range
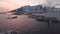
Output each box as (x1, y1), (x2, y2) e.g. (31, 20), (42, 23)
(10, 5), (60, 15)
(10, 5), (60, 13)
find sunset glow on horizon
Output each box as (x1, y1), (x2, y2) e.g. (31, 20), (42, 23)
(0, 0), (46, 11)
(0, 0), (60, 11)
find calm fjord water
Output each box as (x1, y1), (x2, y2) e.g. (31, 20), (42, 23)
(0, 14), (60, 34)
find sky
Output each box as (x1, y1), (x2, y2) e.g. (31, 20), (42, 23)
(0, 0), (60, 11)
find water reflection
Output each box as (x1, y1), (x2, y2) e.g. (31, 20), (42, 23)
(0, 13), (48, 34)
(0, 13), (60, 34)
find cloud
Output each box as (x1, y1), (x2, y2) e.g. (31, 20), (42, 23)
(0, 0), (46, 10)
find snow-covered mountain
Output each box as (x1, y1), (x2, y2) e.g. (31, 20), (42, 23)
(10, 5), (60, 15)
